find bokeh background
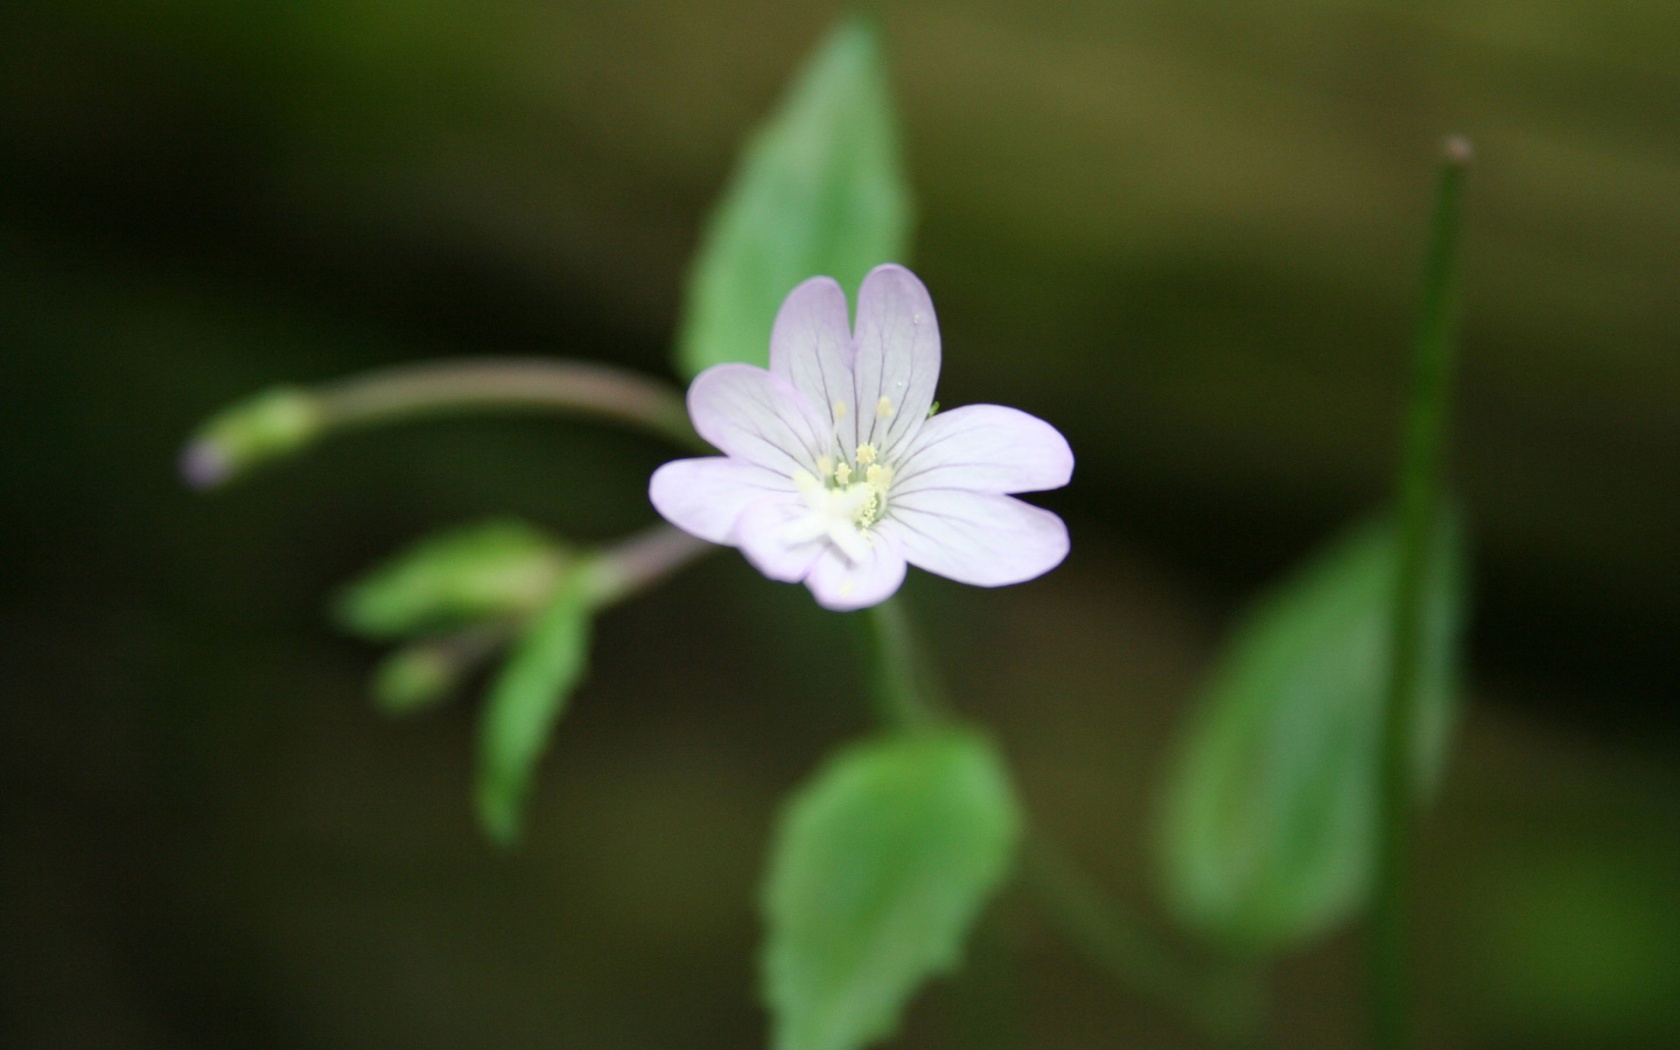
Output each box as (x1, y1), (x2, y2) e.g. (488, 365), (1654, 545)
(3, 2), (1677, 1047)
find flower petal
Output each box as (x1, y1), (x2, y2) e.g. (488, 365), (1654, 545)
(804, 536), (908, 611)
(649, 457), (793, 544)
(892, 404), (1074, 496)
(688, 363), (829, 476)
(734, 495), (828, 583)
(770, 276), (857, 453)
(886, 490), (1069, 587)
(851, 264), (940, 463)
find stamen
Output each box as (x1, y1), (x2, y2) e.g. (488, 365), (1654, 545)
(875, 396), (893, 420)
(833, 400), (848, 420)
(856, 443), (877, 465)
(865, 464), (887, 487)
(834, 462), (852, 485)
(816, 455), (834, 478)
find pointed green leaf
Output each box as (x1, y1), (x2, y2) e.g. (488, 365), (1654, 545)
(763, 730), (1022, 1050)
(333, 520), (569, 641)
(676, 14), (912, 377)
(474, 565), (594, 846)
(1157, 514), (1467, 955)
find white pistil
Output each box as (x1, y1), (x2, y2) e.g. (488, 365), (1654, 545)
(786, 453), (897, 565)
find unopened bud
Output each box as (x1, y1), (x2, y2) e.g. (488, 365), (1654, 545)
(179, 387), (324, 489)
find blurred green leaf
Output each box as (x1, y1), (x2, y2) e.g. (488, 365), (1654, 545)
(1157, 514), (1467, 955)
(334, 520), (569, 641)
(474, 566), (595, 847)
(763, 730), (1021, 1050)
(676, 13), (912, 377)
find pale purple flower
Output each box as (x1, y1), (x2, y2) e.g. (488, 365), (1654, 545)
(650, 264), (1073, 611)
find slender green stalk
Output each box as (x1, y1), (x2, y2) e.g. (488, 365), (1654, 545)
(182, 358), (704, 488)
(316, 358), (702, 450)
(1371, 136), (1472, 1050)
(864, 597), (946, 731)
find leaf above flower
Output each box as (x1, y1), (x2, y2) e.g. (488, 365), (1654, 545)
(676, 13), (913, 377)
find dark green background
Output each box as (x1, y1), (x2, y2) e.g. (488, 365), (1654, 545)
(3, 2), (1676, 1047)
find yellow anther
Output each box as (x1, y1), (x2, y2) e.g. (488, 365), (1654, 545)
(856, 443), (877, 465)
(833, 400), (848, 420)
(875, 396), (893, 420)
(816, 455), (834, 477)
(834, 462), (852, 485)
(854, 487), (883, 529)
(865, 464), (885, 486)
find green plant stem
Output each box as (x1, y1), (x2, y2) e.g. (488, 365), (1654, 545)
(865, 597), (946, 730)
(864, 596), (1259, 1043)
(317, 358), (704, 451)
(182, 358), (708, 488)
(1371, 136), (1472, 1050)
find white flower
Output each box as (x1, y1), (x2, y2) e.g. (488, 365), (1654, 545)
(650, 264), (1073, 610)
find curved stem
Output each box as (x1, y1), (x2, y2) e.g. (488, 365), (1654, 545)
(183, 358), (707, 488)
(317, 358), (704, 451)
(1371, 136), (1472, 1050)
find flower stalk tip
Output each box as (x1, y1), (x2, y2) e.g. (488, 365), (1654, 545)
(179, 386), (325, 490)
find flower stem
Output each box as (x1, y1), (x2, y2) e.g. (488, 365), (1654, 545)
(589, 524), (715, 607)
(182, 358), (704, 488)
(864, 597), (947, 730)
(315, 358), (703, 450)
(1371, 136), (1472, 1050)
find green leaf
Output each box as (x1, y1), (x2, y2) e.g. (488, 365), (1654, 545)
(474, 565), (595, 846)
(676, 13), (912, 377)
(1156, 513), (1467, 955)
(763, 730), (1022, 1050)
(333, 520), (569, 641)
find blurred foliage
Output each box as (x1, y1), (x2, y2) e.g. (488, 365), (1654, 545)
(333, 519), (570, 641)
(1157, 513), (1466, 955)
(762, 730), (1021, 1050)
(475, 565), (596, 846)
(676, 13), (911, 377)
(2, 1), (1678, 1048)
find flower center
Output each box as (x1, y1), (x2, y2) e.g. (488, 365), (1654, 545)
(788, 452), (897, 562)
